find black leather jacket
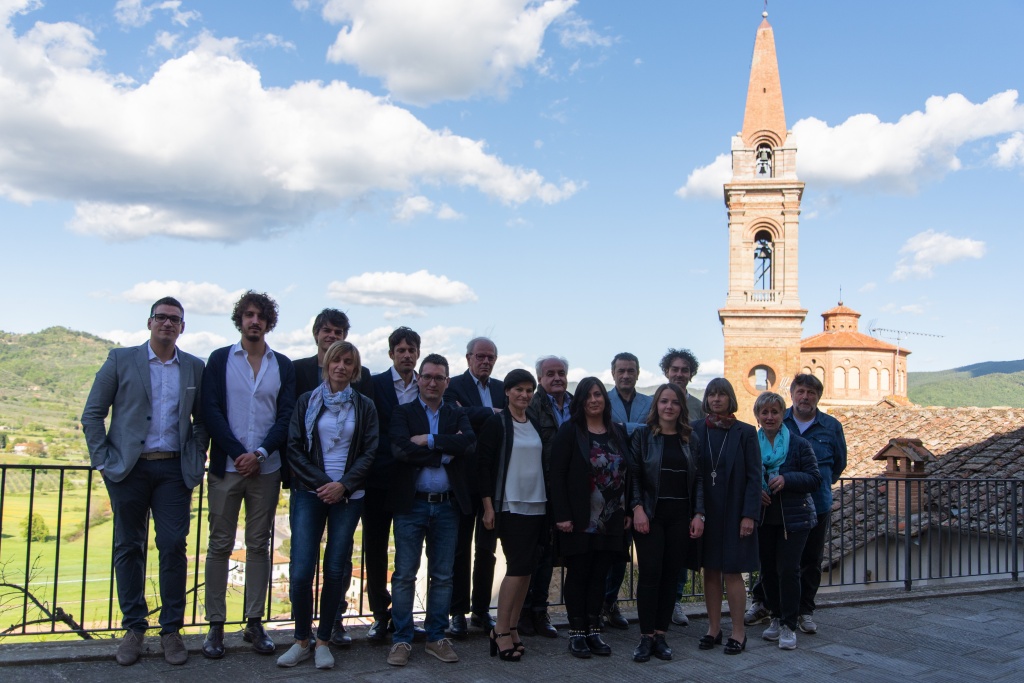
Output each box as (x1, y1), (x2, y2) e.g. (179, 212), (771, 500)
(285, 389), (378, 495)
(628, 426), (702, 520)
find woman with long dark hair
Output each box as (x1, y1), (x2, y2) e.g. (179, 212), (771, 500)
(690, 378), (760, 656)
(627, 383), (701, 662)
(279, 341), (377, 670)
(478, 369), (548, 662)
(550, 377), (631, 659)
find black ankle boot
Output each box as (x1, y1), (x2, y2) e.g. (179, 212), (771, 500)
(568, 618), (591, 659)
(585, 616), (611, 656)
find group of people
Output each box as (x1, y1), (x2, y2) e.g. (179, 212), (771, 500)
(82, 289), (846, 670)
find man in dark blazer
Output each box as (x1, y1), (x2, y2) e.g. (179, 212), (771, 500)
(385, 354), (475, 668)
(292, 307), (373, 646)
(293, 308), (374, 401)
(200, 291), (295, 659)
(443, 337), (505, 636)
(82, 296), (207, 666)
(363, 327), (423, 642)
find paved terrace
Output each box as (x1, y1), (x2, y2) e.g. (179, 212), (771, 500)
(2, 582), (1021, 683)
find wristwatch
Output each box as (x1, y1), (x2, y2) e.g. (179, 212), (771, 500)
(256, 452), (267, 464)
(694, 514), (706, 522)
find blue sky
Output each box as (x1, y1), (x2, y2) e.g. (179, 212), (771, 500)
(2, 0), (1022, 388)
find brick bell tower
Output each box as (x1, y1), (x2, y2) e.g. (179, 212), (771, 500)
(720, 11), (807, 417)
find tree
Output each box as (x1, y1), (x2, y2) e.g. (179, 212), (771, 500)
(20, 513), (49, 542)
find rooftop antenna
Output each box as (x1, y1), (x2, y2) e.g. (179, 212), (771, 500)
(870, 326), (944, 395)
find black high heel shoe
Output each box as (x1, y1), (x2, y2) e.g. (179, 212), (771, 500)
(698, 630), (723, 650)
(723, 635), (747, 655)
(489, 630), (521, 661)
(509, 626), (525, 655)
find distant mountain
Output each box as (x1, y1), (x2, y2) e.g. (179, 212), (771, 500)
(908, 360), (1024, 408)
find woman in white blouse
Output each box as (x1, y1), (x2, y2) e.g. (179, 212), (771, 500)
(280, 341), (379, 670)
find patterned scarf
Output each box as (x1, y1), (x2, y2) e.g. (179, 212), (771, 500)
(305, 381), (354, 450)
(758, 424), (790, 493)
(705, 412), (737, 430)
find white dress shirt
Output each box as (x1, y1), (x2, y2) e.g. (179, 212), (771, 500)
(143, 343), (181, 452)
(225, 342), (282, 474)
(391, 365), (419, 405)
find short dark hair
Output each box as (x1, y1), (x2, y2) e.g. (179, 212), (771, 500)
(503, 368), (536, 392)
(702, 377), (739, 415)
(791, 373), (824, 396)
(231, 290), (278, 333)
(660, 348), (699, 376)
(150, 297), (184, 317)
(611, 352), (639, 373)
(646, 383), (692, 441)
(389, 326), (421, 353)
(321, 341), (362, 384)
(420, 353), (449, 375)
(312, 308), (351, 338)
(570, 376), (612, 428)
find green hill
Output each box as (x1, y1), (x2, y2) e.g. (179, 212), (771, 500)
(0, 327), (118, 460)
(908, 361), (1024, 408)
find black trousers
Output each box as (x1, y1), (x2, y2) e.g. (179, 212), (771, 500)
(563, 550), (615, 623)
(758, 523), (810, 630)
(633, 502), (689, 633)
(360, 486), (393, 619)
(450, 503), (497, 615)
(524, 526), (554, 612)
(750, 511), (828, 616)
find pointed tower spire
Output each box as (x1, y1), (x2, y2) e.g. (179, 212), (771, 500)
(741, 12), (787, 148)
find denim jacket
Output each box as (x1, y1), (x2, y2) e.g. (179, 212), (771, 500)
(783, 408), (847, 515)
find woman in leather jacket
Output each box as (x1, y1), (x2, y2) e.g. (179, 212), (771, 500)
(279, 341), (378, 670)
(752, 391), (820, 651)
(627, 383), (702, 663)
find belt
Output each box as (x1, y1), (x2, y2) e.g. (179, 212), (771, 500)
(139, 451), (180, 460)
(415, 491), (452, 503)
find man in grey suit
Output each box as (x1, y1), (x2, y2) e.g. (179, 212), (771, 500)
(82, 296), (208, 666)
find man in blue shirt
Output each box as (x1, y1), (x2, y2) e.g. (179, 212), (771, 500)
(745, 373), (847, 634)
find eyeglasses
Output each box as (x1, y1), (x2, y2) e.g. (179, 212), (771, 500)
(472, 354), (496, 362)
(151, 314), (183, 325)
(420, 374), (448, 385)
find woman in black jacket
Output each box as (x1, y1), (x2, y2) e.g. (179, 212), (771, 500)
(627, 383), (701, 663)
(550, 377), (630, 659)
(279, 341), (378, 670)
(752, 391), (821, 651)
(479, 369), (547, 661)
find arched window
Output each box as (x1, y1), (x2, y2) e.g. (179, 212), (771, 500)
(748, 365), (776, 392)
(756, 144), (773, 177)
(849, 367), (860, 390)
(833, 367), (846, 390)
(814, 366), (825, 383)
(869, 367), (878, 390)
(753, 230), (773, 291)
(881, 368), (890, 391)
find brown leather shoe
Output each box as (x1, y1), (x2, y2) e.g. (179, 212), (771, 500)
(161, 631), (188, 665)
(115, 630), (145, 666)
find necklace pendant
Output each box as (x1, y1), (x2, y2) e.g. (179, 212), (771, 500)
(711, 471), (717, 486)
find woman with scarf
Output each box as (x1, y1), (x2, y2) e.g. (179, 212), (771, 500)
(279, 341), (378, 670)
(752, 391), (821, 651)
(690, 378), (760, 655)
(550, 376), (631, 659)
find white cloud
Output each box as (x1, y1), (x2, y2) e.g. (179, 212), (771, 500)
(555, 12), (615, 48)
(880, 303), (925, 315)
(178, 330), (230, 357)
(436, 203), (463, 220)
(859, 282), (877, 293)
(346, 324), (473, 373)
(678, 90), (1024, 198)
(891, 229), (986, 280)
(121, 280), (246, 315)
(151, 30), (179, 53)
(115, 1), (200, 29)
(99, 328), (150, 347)
(327, 271), (478, 315)
(322, 0), (576, 105)
(993, 131), (1024, 168)
(0, 6), (577, 241)
(394, 195), (434, 221)
(675, 153), (730, 199)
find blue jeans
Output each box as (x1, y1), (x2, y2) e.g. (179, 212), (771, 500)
(391, 498), (459, 643)
(289, 490), (364, 642)
(104, 458), (192, 634)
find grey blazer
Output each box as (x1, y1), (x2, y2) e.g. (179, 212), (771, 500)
(82, 342), (209, 488)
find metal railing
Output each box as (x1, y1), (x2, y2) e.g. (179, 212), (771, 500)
(1, 465), (1020, 638)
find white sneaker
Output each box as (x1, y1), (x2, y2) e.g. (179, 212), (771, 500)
(762, 618), (781, 641)
(314, 643), (335, 669)
(778, 625), (797, 650)
(671, 602), (689, 626)
(743, 601), (770, 625)
(798, 613), (818, 633)
(277, 641), (313, 667)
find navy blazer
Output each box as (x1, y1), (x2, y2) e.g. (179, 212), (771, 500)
(444, 370), (506, 433)
(293, 355), (374, 402)
(367, 368), (405, 488)
(202, 345), (296, 483)
(388, 400), (475, 515)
